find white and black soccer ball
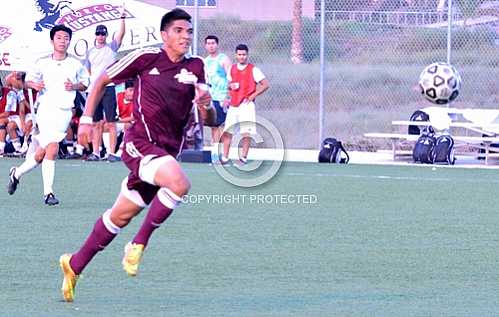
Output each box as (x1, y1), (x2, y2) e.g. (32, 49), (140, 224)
(419, 62), (461, 105)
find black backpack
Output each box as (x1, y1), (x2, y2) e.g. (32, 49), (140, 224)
(431, 135), (455, 165)
(413, 132), (436, 164)
(408, 110), (430, 135)
(318, 138), (349, 163)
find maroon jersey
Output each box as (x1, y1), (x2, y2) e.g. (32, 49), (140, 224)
(106, 47), (205, 157)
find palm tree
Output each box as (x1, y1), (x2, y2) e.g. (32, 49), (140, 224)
(291, 0), (303, 64)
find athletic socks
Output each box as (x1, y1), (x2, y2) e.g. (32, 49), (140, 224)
(132, 188), (182, 247)
(42, 159), (55, 196)
(12, 138), (21, 152)
(70, 211), (120, 275)
(14, 156), (39, 179)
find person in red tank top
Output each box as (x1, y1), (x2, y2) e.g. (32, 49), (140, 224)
(220, 44), (269, 164)
(0, 79), (11, 154)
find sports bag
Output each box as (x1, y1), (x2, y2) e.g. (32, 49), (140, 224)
(318, 138), (349, 163)
(431, 134), (455, 165)
(413, 132), (436, 164)
(408, 110), (430, 135)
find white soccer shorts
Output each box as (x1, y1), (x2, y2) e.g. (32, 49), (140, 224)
(34, 104), (72, 148)
(223, 101), (257, 135)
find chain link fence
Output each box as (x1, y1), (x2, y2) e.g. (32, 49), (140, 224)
(194, 0), (499, 150)
(3, 1), (499, 151)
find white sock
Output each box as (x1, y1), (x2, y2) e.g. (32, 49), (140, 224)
(12, 138), (21, 151)
(0, 142), (5, 153)
(42, 159), (55, 196)
(25, 137), (39, 157)
(75, 144), (84, 155)
(15, 156), (39, 179)
(102, 132), (111, 154)
(212, 142), (220, 152)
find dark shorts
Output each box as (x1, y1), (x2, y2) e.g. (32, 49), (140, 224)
(93, 86), (118, 123)
(121, 134), (172, 205)
(211, 100), (227, 127)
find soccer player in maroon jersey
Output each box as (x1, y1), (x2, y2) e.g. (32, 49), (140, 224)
(58, 9), (211, 302)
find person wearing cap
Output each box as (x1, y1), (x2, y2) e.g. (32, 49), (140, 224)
(82, 14), (126, 162)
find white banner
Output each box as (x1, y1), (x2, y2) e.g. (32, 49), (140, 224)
(0, 0), (168, 71)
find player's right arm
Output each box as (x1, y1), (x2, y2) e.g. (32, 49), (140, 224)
(25, 58), (45, 91)
(79, 48), (159, 148)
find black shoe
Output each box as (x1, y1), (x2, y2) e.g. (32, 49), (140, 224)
(7, 167), (19, 195)
(44, 193), (59, 206)
(65, 152), (83, 160)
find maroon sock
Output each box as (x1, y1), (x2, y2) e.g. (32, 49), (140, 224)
(69, 217), (117, 275)
(132, 194), (173, 247)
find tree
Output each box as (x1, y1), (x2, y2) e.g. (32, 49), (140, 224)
(291, 0), (303, 64)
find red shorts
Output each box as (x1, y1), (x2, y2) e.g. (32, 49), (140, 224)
(122, 134), (174, 205)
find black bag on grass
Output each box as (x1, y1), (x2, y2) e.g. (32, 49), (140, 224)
(318, 138), (349, 163)
(408, 110), (430, 135)
(413, 132), (436, 164)
(431, 135), (455, 165)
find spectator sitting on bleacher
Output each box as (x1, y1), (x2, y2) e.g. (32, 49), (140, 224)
(4, 71), (27, 155)
(0, 78), (10, 155)
(102, 79), (134, 162)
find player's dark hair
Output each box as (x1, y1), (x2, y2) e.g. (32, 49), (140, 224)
(125, 79), (134, 89)
(160, 9), (191, 31)
(235, 44), (248, 52)
(205, 35), (219, 44)
(50, 24), (72, 40)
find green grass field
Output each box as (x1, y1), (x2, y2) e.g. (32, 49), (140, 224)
(2, 158), (499, 316)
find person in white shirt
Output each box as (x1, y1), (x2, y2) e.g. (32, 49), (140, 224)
(82, 17), (126, 162)
(7, 25), (89, 205)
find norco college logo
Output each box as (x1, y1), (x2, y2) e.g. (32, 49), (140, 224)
(34, 1), (134, 32)
(0, 26), (12, 44)
(58, 5), (134, 31)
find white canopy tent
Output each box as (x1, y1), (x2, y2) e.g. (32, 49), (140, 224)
(0, 0), (168, 71)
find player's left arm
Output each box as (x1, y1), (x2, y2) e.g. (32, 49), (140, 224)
(249, 79), (269, 101)
(193, 59), (211, 108)
(113, 13), (127, 51)
(247, 67), (269, 102)
(221, 54), (232, 107)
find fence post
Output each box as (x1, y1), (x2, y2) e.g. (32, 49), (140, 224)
(319, 0), (325, 147)
(447, 0), (452, 64)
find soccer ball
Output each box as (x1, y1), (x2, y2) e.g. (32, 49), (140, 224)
(418, 62), (461, 105)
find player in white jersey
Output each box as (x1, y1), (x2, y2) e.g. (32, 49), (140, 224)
(7, 25), (89, 205)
